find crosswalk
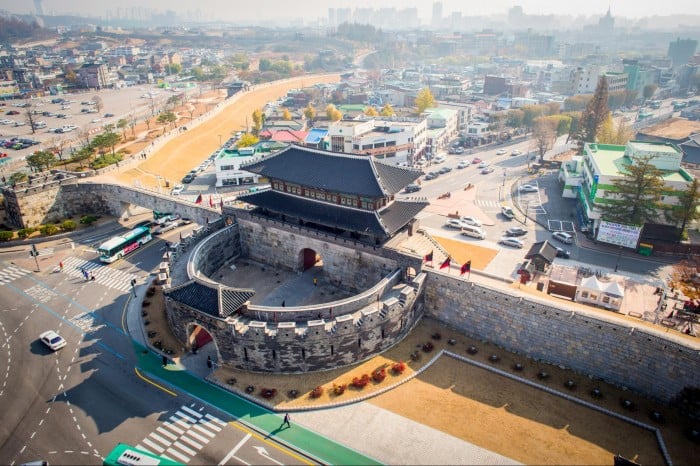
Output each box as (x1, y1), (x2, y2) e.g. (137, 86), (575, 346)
(137, 404), (227, 463)
(61, 257), (138, 292)
(70, 311), (105, 333)
(0, 264), (31, 286)
(36, 247), (54, 256)
(473, 199), (502, 209)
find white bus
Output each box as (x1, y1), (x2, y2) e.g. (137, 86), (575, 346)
(97, 226), (152, 263)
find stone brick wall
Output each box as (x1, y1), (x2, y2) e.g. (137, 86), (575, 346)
(189, 224), (241, 279)
(424, 271), (700, 403)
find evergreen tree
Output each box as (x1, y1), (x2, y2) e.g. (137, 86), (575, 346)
(598, 154), (665, 226)
(666, 177), (700, 240)
(576, 76), (609, 152)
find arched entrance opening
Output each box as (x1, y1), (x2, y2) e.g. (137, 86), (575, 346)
(406, 266), (417, 280)
(186, 323), (219, 372)
(299, 248), (323, 272)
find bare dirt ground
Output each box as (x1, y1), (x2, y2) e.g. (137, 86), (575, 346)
(103, 75), (339, 190)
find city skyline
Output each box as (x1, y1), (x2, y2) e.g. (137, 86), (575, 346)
(1, 0), (700, 22)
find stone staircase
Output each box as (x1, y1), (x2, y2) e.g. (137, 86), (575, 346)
(401, 229), (452, 269)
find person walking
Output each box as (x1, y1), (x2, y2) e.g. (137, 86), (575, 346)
(59, 261), (64, 271)
(207, 355), (213, 368)
(282, 413), (290, 428)
(313, 278), (318, 287)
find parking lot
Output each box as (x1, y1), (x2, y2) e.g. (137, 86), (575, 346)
(0, 84), (199, 168)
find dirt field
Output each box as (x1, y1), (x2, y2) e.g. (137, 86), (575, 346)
(104, 75), (339, 190)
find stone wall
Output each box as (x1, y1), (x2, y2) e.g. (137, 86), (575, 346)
(189, 224), (242, 279)
(424, 271), (700, 403)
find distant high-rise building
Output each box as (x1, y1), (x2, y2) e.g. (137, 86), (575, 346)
(328, 8), (336, 27)
(336, 8), (352, 26)
(508, 6), (524, 25)
(597, 7), (615, 35)
(667, 38), (698, 69)
(431, 2), (442, 29)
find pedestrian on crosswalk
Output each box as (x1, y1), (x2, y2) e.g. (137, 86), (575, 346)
(282, 413), (291, 428)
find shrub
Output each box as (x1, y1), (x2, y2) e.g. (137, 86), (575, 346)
(61, 219), (77, 231)
(422, 342), (434, 352)
(17, 227), (36, 239)
(260, 388), (277, 399)
(0, 231), (13, 242)
(80, 215), (99, 225)
(391, 361), (406, 374)
(351, 374), (371, 389)
(40, 224), (59, 236)
(310, 385), (324, 398)
(372, 367), (387, 383)
(332, 383), (347, 396)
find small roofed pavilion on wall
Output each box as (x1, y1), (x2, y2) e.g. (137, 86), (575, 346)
(238, 145), (428, 244)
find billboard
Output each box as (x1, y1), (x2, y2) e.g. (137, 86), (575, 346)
(596, 221), (642, 249)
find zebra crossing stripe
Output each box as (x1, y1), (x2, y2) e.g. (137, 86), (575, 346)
(181, 405), (203, 419)
(155, 426), (178, 440)
(180, 435), (202, 450)
(191, 423), (215, 438)
(204, 413), (226, 426)
(165, 447), (189, 463)
(186, 430), (210, 444)
(175, 410), (197, 424)
(149, 432), (171, 448)
(141, 438), (165, 453)
(163, 421), (184, 435)
(169, 415), (190, 429)
(172, 440), (196, 457)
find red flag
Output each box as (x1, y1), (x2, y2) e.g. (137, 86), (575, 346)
(460, 260), (471, 275)
(209, 195), (213, 207)
(439, 258), (450, 270)
(423, 250), (433, 263)
(195, 193), (203, 204)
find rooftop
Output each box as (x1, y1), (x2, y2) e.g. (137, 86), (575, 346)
(587, 142), (690, 182)
(638, 118), (700, 140)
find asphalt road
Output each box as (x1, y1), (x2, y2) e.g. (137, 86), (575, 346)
(0, 227), (313, 465)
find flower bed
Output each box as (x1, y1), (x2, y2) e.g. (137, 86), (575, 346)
(391, 361), (407, 375)
(310, 385), (324, 398)
(351, 374), (371, 389)
(372, 367), (387, 383)
(260, 388), (277, 399)
(332, 383), (347, 396)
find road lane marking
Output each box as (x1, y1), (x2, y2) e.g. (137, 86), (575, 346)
(218, 433), (251, 466)
(229, 422), (315, 466)
(165, 447), (189, 463)
(163, 422), (184, 436)
(191, 423), (215, 437)
(187, 429), (209, 444)
(149, 432), (171, 447)
(142, 438), (165, 453)
(181, 405), (203, 418)
(180, 435), (202, 450)
(205, 413), (226, 426)
(175, 410), (197, 424)
(172, 440), (195, 456)
(134, 368), (177, 397)
(156, 426), (178, 440)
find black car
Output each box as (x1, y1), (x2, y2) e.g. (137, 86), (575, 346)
(424, 172), (439, 181)
(505, 227), (528, 237)
(404, 184), (421, 193)
(182, 173), (195, 183)
(438, 166), (452, 174)
(555, 247), (571, 258)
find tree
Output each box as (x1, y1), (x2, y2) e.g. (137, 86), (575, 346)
(598, 154), (665, 226)
(576, 76), (609, 151)
(597, 113), (634, 145)
(380, 104), (395, 117)
(116, 118), (128, 141)
(304, 104), (316, 123)
(505, 109), (524, 128)
(414, 88), (435, 114)
(101, 131), (121, 156)
(364, 106), (378, 117)
(282, 108), (292, 120)
(237, 133), (259, 147)
(259, 58), (272, 72)
(489, 112), (507, 141)
(643, 84), (658, 101)
(91, 95), (103, 113)
(666, 178), (700, 240)
(165, 63), (182, 75)
(533, 117), (557, 163)
(26, 150), (56, 172)
(251, 109), (263, 134)
(156, 111), (176, 128)
(325, 104), (342, 121)
(23, 103), (36, 134)
(9, 172), (28, 184)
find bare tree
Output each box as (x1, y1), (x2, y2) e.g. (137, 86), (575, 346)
(76, 127), (92, 148)
(533, 117), (557, 163)
(91, 95), (103, 113)
(47, 135), (69, 166)
(23, 102), (36, 134)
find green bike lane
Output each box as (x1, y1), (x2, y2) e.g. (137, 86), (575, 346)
(134, 343), (382, 466)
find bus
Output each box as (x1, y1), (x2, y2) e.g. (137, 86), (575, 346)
(103, 443), (183, 466)
(97, 226), (152, 263)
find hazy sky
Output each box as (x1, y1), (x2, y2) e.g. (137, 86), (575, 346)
(2, 0), (700, 21)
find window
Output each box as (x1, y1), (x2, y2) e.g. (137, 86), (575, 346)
(581, 291), (589, 298)
(602, 296), (610, 304)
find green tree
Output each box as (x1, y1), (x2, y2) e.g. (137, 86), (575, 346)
(100, 131), (121, 156)
(380, 103), (395, 117)
(598, 154), (665, 226)
(259, 58), (272, 72)
(0, 231), (13, 241)
(192, 66), (205, 80)
(237, 133), (259, 147)
(26, 150), (57, 172)
(71, 146), (94, 168)
(505, 109), (524, 128)
(165, 63), (182, 75)
(414, 88), (435, 114)
(61, 220), (77, 231)
(40, 224), (59, 235)
(643, 84), (658, 101)
(117, 118), (128, 141)
(157, 111), (177, 128)
(304, 103), (317, 122)
(9, 172), (28, 184)
(666, 178), (700, 240)
(576, 76), (609, 151)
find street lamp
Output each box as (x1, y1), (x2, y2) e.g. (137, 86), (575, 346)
(614, 246), (623, 272)
(218, 134), (222, 146)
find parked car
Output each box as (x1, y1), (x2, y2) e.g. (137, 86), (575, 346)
(499, 237), (524, 248)
(552, 231), (574, 244)
(554, 246), (571, 258)
(519, 184), (539, 193)
(445, 219), (467, 229)
(477, 161), (490, 168)
(457, 160), (470, 169)
(171, 184), (185, 195)
(182, 173), (195, 183)
(424, 172), (439, 181)
(438, 166), (452, 174)
(460, 216), (482, 227)
(505, 227), (528, 237)
(404, 184), (421, 193)
(6, 110), (20, 115)
(481, 167), (495, 174)
(501, 206), (515, 219)
(433, 155), (446, 164)
(496, 149), (507, 155)
(455, 147), (464, 154)
(511, 150), (522, 156)
(40, 330), (67, 351)
(104, 113), (115, 118)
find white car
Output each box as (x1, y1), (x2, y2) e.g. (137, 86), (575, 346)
(460, 216), (482, 227)
(456, 160), (470, 169)
(40, 330), (67, 351)
(478, 161), (490, 169)
(499, 237), (524, 249)
(519, 184), (539, 193)
(433, 155), (447, 164)
(552, 231), (574, 244)
(496, 149), (507, 155)
(171, 184), (184, 195)
(90, 118), (102, 123)
(445, 219), (467, 229)
(511, 150), (522, 156)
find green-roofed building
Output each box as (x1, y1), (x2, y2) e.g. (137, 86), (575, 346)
(569, 140), (694, 231)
